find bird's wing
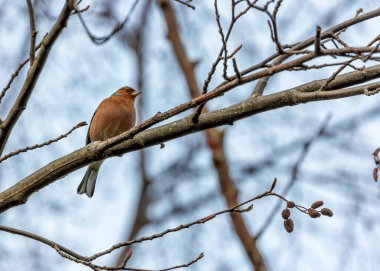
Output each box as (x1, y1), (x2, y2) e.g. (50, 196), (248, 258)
(86, 106), (99, 145)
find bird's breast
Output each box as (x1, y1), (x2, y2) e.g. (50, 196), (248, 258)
(89, 98), (136, 142)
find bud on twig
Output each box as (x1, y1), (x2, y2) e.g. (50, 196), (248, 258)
(269, 178), (277, 192)
(287, 201), (295, 208)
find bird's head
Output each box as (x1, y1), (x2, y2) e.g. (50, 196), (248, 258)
(114, 86), (142, 100)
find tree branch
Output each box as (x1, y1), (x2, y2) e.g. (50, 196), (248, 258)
(0, 121), (87, 164)
(0, 225), (203, 271)
(160, 1), (266, 269)
(1, 180), (323, 269)
(0, 0), (75, 156)
(0, 62), (379, 213)
(0, 59), (29, 105)
(75, 0), (139, 45)
(251, 6), (380, 96)
(26, 0), (37, 65)
(172, 0), (195, 10)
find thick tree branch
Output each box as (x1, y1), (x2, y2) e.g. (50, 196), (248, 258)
(0, 0), (75, 156)
(0, 61), (379, 213)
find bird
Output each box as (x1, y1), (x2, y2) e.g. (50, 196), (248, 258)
(77, 86), (141, 198)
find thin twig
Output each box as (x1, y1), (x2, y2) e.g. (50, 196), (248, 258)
(0, 225), (202, 271)
(194, 0), (254, 122)
(71, 4), (90, 15)
(0, 121), (87, 163)
(232, 57), (241, 81)
(173, 0), (195, 10)
(75, 0), (139, 45)
(88, 179), (325, 261)
(0, 0), (75, 157)
(314, 26), (321, 54)
(0, 59), (29, 105)
(157, 253), (204, 271)
(0, 181), (310, 270)
(0, 225), (86, 261)
(250, 7), (380, 96)
(214, 0), (228, 80)
(256, 116), (331, 238)
(86, 187), (267, 260)
(26, 0), (37, 65)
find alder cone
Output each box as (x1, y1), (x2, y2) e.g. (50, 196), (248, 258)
(311, 200), (324, 209)
(308, 208), (321, 218)
(284, 218), (294, 233)
(282, 208), (291, 219)
(321, 208), (334, 217)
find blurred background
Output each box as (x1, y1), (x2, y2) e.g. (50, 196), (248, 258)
(0, 0), (380, 270)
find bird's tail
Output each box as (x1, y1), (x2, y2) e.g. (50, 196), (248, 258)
(77, 161), (103, 198)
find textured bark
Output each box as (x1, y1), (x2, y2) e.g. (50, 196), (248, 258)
(0, 74), (379, 213)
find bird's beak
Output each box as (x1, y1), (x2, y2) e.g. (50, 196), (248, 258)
(132, 91), (142, 97)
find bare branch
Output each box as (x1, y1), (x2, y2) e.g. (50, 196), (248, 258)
(256, 115), (331, 238)
(2, 177), (326, 269)
(0, 225), (86, 262)
(0, 121), (87, 164)
(0, 225), (203, 271)
(1, 64), (380, 213)
(173, 0), (195, 10)
(87, 182), (331, 261)
(75, 0), (139, 45)
(232, 57), (241, 81)
(26, 0), (37, 65)
(0, 0), (75, 156)
(0, 59), (29, 105)
(251, 7), (380, 96)
(314, 26), (321, 54)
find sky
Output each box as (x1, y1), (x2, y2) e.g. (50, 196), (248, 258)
(0, 1), (380, 271)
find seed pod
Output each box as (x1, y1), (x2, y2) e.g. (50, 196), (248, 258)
(283, 218), (294, 233)
(308, 208), (321, 218)
(282, 208), (291, 219)
(373, 167), (378, 182)
(311, 200), (324, 209)
(287, 201), (295, 208)
(321, 208), (334, 217)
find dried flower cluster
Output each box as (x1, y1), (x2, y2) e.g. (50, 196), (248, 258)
(281, 200), (333, 233)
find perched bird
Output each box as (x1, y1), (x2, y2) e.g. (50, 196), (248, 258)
(77, 86), (141, 198)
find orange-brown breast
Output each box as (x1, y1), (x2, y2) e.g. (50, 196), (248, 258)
(88, 95), (136, 143)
